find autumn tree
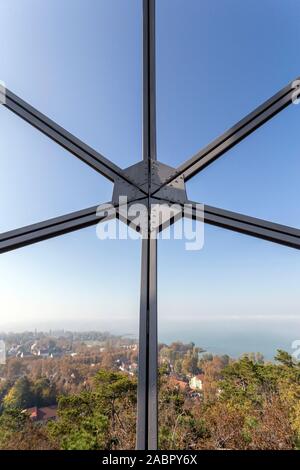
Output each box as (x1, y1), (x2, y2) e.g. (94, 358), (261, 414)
(0, 407), (56, 450)
(48, 370), (137, 450)
(3, 377), (34, 409)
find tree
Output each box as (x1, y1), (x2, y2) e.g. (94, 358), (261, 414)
(275, 350), (297, 368)
(158, 375), (207, 449)
(182, 352), (199, 376)
(174, 359), (182, 375)
(202, 356), (225, 401)
(0, 407), (56, 450)
(32, 377), (57, 407)
(48, 370), (137, 450)
(3, 377), (34, 409)
(5, 358), (28, 380)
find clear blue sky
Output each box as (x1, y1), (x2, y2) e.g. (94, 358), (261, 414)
(0, 0), (299, 356)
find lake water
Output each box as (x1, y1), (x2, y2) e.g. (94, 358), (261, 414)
(1, 317), (300, 361)
(158, 319), (300, 360)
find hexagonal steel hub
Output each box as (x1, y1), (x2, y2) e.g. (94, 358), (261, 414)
(112, 160), (187, 205)
(150, 160), (187, 204)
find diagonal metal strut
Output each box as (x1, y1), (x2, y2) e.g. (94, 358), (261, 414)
(136, 0), (158, 451)
(184, 201), (300, 250)
(1, 87), (147, 193)
(0, 202), (120, 254)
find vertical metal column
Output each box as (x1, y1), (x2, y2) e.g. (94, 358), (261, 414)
(136, 0), (158, 450)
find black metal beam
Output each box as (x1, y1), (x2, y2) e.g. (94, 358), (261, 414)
(0, 202), (118, 254)
(0, 87), (142, 187)
(151, 77), (300, 194)
(137, 233), (158, 449)
(184, 202), (300, 250)
(142, 1), (156, 164)
(137, 0), (158, 451)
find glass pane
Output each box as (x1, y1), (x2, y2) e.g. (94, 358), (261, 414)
(158, 225), (300, 449)
(0, 108), (112, 232)
(0, 226), (140, 450)
(187, 105), (300, 228)
(0, 0), (142, 167)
